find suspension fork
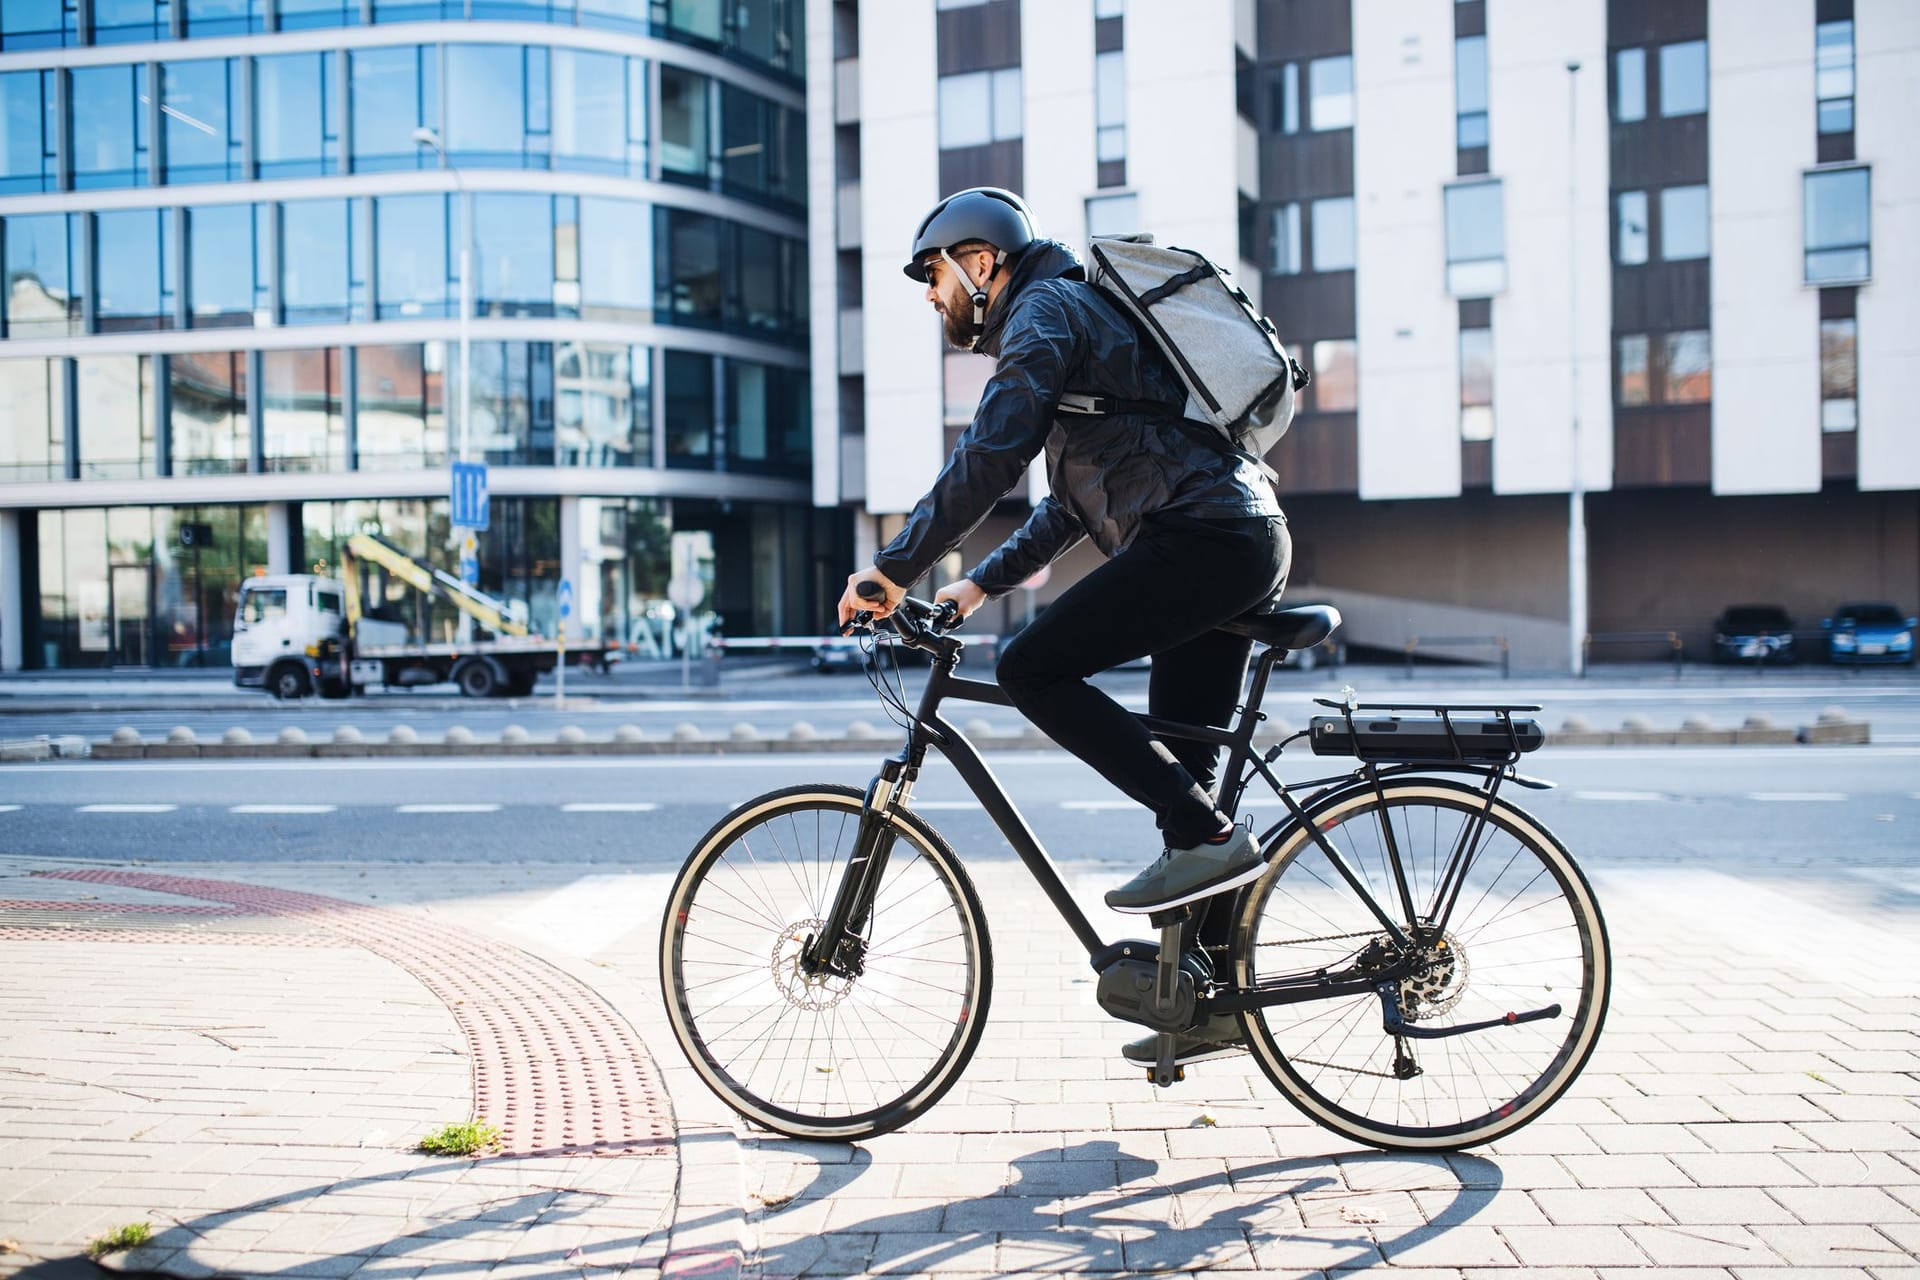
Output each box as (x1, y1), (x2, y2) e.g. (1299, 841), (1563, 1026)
(802, 755), (916, 975)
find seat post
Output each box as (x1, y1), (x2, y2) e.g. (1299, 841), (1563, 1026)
(1240, 644), (1287, 730)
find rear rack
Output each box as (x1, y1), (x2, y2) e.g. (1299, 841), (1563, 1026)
(1309, 694), (1544, 765)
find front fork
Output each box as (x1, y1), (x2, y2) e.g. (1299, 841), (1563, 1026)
(802, 758), (917, 976)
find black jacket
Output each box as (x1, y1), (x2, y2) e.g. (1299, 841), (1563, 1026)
(873, 239), (1283, 597)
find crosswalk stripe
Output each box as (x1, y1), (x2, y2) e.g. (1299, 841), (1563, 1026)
(560, 802), (659, 813)
(396, 803), (501, 814)
(231, 804), (337, 815)
(0, 805), (20, 813)
(77, 803), (176, 813)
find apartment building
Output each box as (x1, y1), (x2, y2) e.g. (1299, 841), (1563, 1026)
(810, 0), (1919, 668)
(0, 0), (838, 671)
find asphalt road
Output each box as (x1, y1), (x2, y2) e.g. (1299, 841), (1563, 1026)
(5, 660), (1918, 745)
(4, 745), (1916, 884)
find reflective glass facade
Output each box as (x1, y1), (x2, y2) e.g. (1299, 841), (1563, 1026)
(0, 3), (821, 668)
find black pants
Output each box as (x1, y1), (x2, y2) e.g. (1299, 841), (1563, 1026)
(996, 513), (1292, 850)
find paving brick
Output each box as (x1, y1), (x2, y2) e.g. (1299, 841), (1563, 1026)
(1623, 1223), (1781, 1267)
(995, 1227), (1128, 1273)
(1769, 1186), (1918, 1225)
(1780, 1151), (1920, 1187)
(1531, 1187), (1673, 1226)
(1671, 1151), (1817, 1187)
(1122, 1227), (1257, 1272)
(1376, 1224), (1516, 1267)
(1747, 1224), (1913, 1268)
(1560, 1153), (1690, 1189)
(1501, 1224), (1651, 1266)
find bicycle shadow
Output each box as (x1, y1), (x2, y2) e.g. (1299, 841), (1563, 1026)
(754, 1138), (1503, 1276)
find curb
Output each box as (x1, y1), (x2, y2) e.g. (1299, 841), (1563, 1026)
(42, 711), (1878, 763)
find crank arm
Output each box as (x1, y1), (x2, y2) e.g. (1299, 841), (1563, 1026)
(1376, 983), (1561, 1040)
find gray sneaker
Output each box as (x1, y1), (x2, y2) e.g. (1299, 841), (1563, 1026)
(1104, 825), (1263, 914)
(1122, 1014), (1247, 1066)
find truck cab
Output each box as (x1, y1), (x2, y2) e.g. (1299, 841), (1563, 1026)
(233, 575), (347, 699)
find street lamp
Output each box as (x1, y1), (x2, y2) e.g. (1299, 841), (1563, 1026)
(1565, 60), (1589, 676)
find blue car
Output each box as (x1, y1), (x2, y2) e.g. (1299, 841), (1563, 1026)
(1823, 602), (1917, 666)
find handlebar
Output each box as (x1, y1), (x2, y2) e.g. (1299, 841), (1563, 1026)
(847, 581), (963, 647)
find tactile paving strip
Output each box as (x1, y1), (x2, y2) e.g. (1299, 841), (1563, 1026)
(37, 870), (675, 1158)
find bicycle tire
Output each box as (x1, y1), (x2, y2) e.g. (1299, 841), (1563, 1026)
(660, 783), (992, 1141)
(1232, 776), (1610, 1150)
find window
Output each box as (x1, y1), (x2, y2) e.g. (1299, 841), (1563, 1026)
(2, 212), (79, 338)
(1444, 180), (1505, 296)
(726, 360), (807, 475)
(0, 358), (66, 481)
(71, 64), (151, 189)
(664, 349), (714, 468)
(186, 0), (266, 35)
(350, 47), (435, 173)
(555, 342), (648, 467)
(447, 45), (536, 168)
(1820, 317), (1856, 431)
(1659, 40), (1707, 117)
(95, 209), (176, 332)
(1, 71), (59, 193)
(1662, 330), (1711, 403)
(1095, 50), (1125, 162)
(169, 351), (249, 476)
(92, 0), (168, 43)
(1617, 334), (1650, 405)
(1804, 167), (1870, 283)
(1660, 184), (1709, 260)
(76, 355), (157, 478)
(1270, 202), (1301, 275)
(1615, 191), (1649, 265)
(355, 342), (447, 470)
(938, 67), (1021, 149)
(660, 65), (710, 180)
(1308, 56), (1353, 131)
(552, 50), (641, 175)
(162, 60), (244, 184)
(263, 348), (346, 472)
(1613, 48), (1646, 123)
(720, 83), (802, 205)
(3, 0), (81, 49)
(242, 589), (287, 626)
(473, 193), (555, 317)
(1816, 20), (1854, 134)
(1460, 324), (1492, 441)
(187, 204), (259, 329)
(1312, 339), (1357, 412)
(1455, 35), (1488, 149)
(581, 196), (652, 320)
(1310, 196), (1354, 272)
(1276, 63), (1299, 135)
(1086, 193), (1138, 240)
(255, 52), (341, 178)
(375, 194), (449, 319)
(277, 0), (360, 29)
(280, 199), (356, 325)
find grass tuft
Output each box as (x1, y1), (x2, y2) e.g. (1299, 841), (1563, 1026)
(418, 1120), (504, 1157)
(87, 1222), (152, 1258)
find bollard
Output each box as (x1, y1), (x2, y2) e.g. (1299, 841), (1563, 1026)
(613, 724), (647, 743)
(221, 727), (253, 746)
(557, 726), (588, 744)
(846, 720), (882, 740)
(730, 723), (761, 742)
(787, 722), (819, 742)
(277, 726), (308, 745)
(386, 724), (419, 744)
(672, 723), (703, 743)
(332, 725), (363, 744)
(166, 726), (196, 745)
(443, 725), (475, 745)
(499, 725), (531, 744)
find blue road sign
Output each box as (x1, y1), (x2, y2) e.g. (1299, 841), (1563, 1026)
(451, 461), (490, 530)
(558, 578), (573, 620)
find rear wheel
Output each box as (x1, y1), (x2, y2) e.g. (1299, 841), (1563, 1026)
(456, 660), (500, 698)
(661, 784), (991, 1141)
(1233, 778), (1609, 1150)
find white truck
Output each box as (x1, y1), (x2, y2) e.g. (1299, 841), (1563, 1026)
(232, 533), (609, 699)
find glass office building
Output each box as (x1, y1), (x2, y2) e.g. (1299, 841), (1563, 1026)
(0, 0), (834, 669)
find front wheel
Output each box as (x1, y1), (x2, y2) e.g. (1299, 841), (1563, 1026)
(1233, 777), (1610, 1151)
(661, 784), (992, 1141)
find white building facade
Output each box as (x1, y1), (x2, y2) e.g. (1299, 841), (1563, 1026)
(809, 0), (1918, 668)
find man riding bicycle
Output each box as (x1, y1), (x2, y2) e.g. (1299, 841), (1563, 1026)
(835, 187), (1293, 1065)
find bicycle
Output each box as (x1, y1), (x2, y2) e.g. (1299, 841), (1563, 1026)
(660, 591), (1611, 1151)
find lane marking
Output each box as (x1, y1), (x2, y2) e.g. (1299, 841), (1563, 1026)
(1061, 800), (1136, 811)
(76, 803), (176, 814)
(559, 802), (659, 813)
(0, 804), (20, 813)
(1747, 791), (1847, 802)
(1573, 790), (1665, 802)
(395, 803), (501, 814)
(230, 804), (337, 815)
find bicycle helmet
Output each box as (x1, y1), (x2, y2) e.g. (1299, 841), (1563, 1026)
(903, 188), (1038, 334)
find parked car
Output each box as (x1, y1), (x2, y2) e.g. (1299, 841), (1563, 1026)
(1711, 604), (1797, 664)
(1822, 602), (1916, 665)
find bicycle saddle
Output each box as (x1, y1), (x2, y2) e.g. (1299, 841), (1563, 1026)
(1217, 603), (1341, 651)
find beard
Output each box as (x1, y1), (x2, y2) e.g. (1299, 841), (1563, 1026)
(936, 291), (981, 349)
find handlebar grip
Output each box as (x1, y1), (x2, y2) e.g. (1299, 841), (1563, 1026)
(855, 580), (887, 602)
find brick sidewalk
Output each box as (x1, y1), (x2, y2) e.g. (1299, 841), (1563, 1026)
(2, 851), (1917, 1278)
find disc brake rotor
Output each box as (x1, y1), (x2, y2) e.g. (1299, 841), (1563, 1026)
(771, 918), (857, 1011)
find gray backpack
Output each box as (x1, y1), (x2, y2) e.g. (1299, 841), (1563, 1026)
(1059, 234), (1308, 479)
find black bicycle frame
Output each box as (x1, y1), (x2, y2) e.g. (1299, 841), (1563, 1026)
(804, 637), (1418, 979)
